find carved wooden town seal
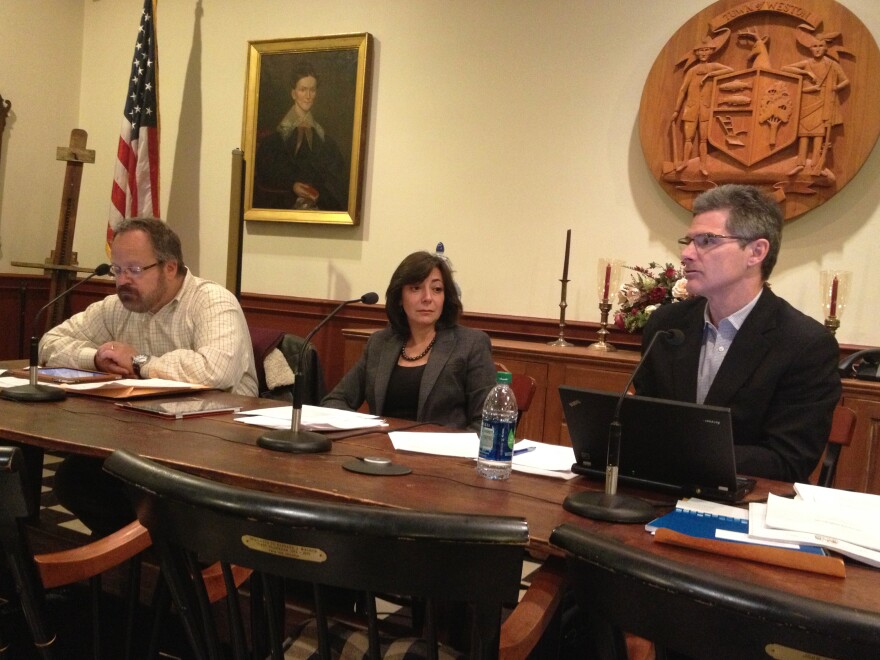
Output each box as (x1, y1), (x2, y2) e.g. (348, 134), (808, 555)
(640, 0), (880, 221)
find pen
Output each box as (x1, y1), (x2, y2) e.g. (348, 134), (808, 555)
(513, 446), (537, 456)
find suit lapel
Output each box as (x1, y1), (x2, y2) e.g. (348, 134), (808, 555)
(419, 328), (453, 415)
(670, 301), (706, 402)
(705, 288), (777, 405)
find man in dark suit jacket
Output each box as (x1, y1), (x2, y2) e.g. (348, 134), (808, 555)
(634, 185), (840, 483)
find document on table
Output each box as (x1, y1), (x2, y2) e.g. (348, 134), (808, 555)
(754, 483), (880, 559)
(0, 374), (207, 399)
(236, 405), (388, 432)
(749, 497), (880, 569)
(387, 433), (577, 480)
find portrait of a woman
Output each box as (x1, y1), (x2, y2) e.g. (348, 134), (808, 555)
(254, 63), (349, 211)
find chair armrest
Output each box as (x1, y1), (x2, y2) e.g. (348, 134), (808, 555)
(499, 558), (566, 660)
(34, 520), (152, 588)
(200, 562), (253, 603)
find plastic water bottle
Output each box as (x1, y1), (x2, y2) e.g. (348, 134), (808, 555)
(477, 372), (518, 480)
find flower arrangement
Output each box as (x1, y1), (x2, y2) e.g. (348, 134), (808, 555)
(614, 262), (688, 332)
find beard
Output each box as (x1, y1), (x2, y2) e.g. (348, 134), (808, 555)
(117, 277), (167, 314)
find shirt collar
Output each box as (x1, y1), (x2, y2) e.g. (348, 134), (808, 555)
(703, 288), (763, 331)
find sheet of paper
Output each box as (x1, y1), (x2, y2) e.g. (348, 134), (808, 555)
(510, 440), (577, 473)
(63, 378), (203, 391)
(0, 375), (49, 388)
(386, 435), (577, 479)
(235, 404), (387, 432)
(389, 431), (478, 458)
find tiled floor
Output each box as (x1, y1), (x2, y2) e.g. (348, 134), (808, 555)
(40, 452), (93, 537)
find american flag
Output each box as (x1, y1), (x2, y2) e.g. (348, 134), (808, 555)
(107, 0), (160, 248)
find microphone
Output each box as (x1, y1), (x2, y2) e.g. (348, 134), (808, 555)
(2, 264), (112, 403)
(563, 328), (685, 523)
(258, 292), (380, 454)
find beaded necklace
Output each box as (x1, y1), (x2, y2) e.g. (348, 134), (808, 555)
(400, 335), (437, 362)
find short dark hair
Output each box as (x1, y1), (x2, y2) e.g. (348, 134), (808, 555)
(290, 63), (319, 89)
(692, 184), (783, 280)
(114, 218), (186, 271)
(385, 251), (462, 337)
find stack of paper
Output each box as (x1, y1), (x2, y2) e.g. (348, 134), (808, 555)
(749, 483), (880, 568)
(62, 378), (207, 398)
(236, 405), (388, 432)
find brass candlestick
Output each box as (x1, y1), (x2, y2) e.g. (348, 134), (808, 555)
(820, 269), (851, 339)
(824, 316), (840, 336)
(548, 278), (574, 347)
(587, 258), (623, 352)
(587, 301), (617, 352)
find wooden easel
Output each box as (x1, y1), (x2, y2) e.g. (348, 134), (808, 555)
(12, 129), (96, 333)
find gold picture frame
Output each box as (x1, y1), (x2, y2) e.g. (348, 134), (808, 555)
(241, 33), (372, 225)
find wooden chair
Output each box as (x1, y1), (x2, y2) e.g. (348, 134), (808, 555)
(493, 362), (538, 419)
(249, 326), (327, 403)
(817, 404), (857, 488)
(104, 448), (543, 659)
(0, 445), (150, 659)
(550, 523), (880, 658)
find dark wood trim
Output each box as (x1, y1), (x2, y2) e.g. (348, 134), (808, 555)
(0, 273), (873, 386)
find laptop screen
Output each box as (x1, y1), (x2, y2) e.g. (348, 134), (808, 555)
(559, 385), (753, 501)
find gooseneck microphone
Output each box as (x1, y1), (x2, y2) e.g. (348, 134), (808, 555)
(2, 264), (112, 403)
(258, 292), (380, 454)
(563, 328), (685, 523)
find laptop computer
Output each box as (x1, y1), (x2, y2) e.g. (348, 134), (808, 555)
(559, 385), (755, 502)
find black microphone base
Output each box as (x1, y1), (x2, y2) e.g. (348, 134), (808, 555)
(1, 384), (67, 403)
(257, 429), (332, 454)
(563, 491), (655, 524)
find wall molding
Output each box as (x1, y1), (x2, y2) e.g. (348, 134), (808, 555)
(1, 273), (866, 388)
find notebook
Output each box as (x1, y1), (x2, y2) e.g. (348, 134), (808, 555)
(559, 385), (755, 502)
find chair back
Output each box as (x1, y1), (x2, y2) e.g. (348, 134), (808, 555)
(818, 404), (857, 488)
(249, 326), (327, 403)
(105, 449), (528, 659)
(550, 523), (880, 659)
(0, 446), (60, 657)
(509, 373), (537, 414)
(492, 362), (537, 416)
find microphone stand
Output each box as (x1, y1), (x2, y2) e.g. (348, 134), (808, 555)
(2, 264), (111, 403)
(563, 329), (683, 523)
(258, 292), (379, 454)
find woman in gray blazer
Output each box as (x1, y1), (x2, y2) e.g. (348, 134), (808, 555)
(322, 251), (496, 431)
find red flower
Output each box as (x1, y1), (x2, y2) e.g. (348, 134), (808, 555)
(648, 286), (668, 304)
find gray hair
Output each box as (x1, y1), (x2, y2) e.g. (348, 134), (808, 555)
(692, 184), (783, 280)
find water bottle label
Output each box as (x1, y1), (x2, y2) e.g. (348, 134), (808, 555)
(478, 419), (514, 461)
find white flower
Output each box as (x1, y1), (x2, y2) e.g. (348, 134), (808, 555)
(620, 283), (642, 304)
(645, 304), (659, 316)
(671, 277), (689, 300)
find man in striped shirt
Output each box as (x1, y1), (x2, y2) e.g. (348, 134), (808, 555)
(40, 217), (258, 535)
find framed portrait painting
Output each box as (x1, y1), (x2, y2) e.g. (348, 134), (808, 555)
(241, 33), (372, 225)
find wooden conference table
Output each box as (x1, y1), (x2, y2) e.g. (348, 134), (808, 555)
(2, 381), (880, 618)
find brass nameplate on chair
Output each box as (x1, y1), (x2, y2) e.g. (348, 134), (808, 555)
(241, 535), (327, 563)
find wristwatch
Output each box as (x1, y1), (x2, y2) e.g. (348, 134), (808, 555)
(132, 354), (150, 378)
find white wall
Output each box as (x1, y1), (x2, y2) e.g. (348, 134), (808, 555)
(0, 0), (84, 268)
(2, 0), (879, 346)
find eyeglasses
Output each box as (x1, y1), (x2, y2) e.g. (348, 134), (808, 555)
(110, 262), (160, 278)
(677, 233), (751, 249)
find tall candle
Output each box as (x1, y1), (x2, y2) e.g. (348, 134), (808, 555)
(602, 262), (611, 301)
(561, 229), (571, 281)
(830, 275), (839, 316)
